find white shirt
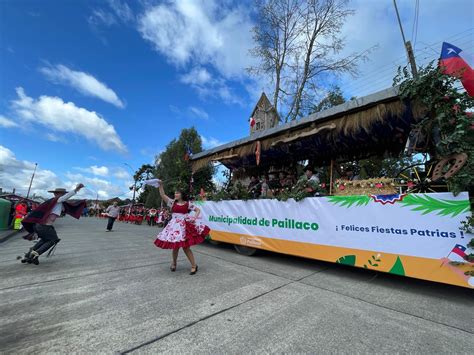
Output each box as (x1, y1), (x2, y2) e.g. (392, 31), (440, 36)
(45, 190), (77, 225)
(51, 190), (77, 216)
(308, 174), (320, 185)
(106, 205), (120, 218)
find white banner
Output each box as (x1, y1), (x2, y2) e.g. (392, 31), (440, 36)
(198, 192), (471, 260)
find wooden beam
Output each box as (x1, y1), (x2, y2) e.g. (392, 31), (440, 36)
(271, 123), (336, 147)
(211, 154), (239, 161)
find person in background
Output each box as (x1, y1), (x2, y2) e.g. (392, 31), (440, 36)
(105, 201), (120, 232)
(304, 165), (320, 194)
(247, 175), (261, 198)
(260, 175), (270, 198)
(345, 166), (361, 181)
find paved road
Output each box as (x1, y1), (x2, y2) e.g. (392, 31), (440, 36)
(0, 217), (472, 353)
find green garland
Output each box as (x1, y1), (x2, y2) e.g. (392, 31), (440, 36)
(400, 194), (470, 217)
(394, 63), (474, 196)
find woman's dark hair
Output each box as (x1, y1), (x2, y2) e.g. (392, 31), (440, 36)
(175, 189), (189, 202)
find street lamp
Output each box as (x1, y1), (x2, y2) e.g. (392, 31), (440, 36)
(124, 163), (137, 215)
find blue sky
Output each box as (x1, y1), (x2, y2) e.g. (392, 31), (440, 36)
(1, 0), (473, 199)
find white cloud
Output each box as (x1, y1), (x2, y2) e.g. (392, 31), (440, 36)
(90, 165), (109, 176)
(180, 66), (244, 105)
(0, 115), (18, 128)
(75, 165), (109, 177)
(65, 172), (133, 200)
(88, 9), (117, 27)
(88, 0), (134, 28)
(180, 67), (213, 86)
(11, 87), (127, 153)
(138, 0), (254, 104)
(40, 64), (125, 108)
(139, 0), (254, 78)
(201, 135), (224, 149)
(189, 106), (209, 120)
(113, 167), (130, 179)
(0, 145), (64, 198)
(45, 133), (67, 143)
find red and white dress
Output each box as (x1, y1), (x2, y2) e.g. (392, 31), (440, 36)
(154, 200), (210, 249)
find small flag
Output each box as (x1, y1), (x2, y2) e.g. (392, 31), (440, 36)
(439, 42), (474, 96)
(250, 117), (256, 128)
(184, 146), (193, 161)
(451, 244), (467, 258)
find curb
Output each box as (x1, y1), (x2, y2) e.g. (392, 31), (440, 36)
(0, 229), (19, 244)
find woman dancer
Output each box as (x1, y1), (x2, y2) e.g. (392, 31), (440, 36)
(154, 181), (210, 275)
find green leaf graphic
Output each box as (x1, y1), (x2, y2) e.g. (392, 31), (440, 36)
(336, 255), (356, 266)
(389, 256), (405, 276)
(327, 195), (371, 208)
(400, 194), (470, 217)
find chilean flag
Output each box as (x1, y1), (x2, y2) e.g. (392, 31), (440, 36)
(439, 42), (474, 96)
(451, 244), (467, 258)
(249, 117), (256, 128)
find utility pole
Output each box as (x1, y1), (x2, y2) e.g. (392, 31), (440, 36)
(393, 0), (418, 77)
(26, 163), (38, 199)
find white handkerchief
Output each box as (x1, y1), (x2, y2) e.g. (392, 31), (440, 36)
(144, 178), (161, 187)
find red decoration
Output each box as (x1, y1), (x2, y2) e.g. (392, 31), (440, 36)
(339, 184), (345, 191)
(407, 181), (415, 188)
(375, 183), (383, 188)
(255, 141), (261, 166)
(250, 117), (256, 128)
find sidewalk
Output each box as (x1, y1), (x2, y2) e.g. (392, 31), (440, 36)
(0, 228), (19, 243)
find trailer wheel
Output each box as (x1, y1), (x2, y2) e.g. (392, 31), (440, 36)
(234, 244), (258, 256)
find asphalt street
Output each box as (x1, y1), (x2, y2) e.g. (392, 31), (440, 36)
(0, 216), (472, 354)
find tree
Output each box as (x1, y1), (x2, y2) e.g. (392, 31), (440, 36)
(133, 164), (155, 205)
(248, 0), (371, 122)
(155, 127), (214, 197)
(311, 85), (345, 113)
(248, 0), (303, 115)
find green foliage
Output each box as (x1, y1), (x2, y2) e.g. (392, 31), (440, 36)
(400, 194), (470, 217)
(393, 62), (474, 195)
(276, 176), (326, 202)
(144, 186), (161, 208)
(327, 195), (371, 208)
(311, 86), (346, 113)
(468, 239), (474, 249)
(336, 255), (356, 266)
(155, 127), (215, 197)
(460, 215), (474, 234)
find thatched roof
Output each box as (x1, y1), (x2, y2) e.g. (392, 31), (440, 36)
(191, 86), (426, 172)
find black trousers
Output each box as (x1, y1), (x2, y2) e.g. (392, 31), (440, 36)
(107, 217), (116, 230)
(32, 224), (60, 255)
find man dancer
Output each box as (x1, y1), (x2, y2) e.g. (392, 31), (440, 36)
(20, 183), (86, 265)
(105, 201), (120, 231)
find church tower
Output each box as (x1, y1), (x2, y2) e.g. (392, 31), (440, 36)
(249, 92), (279, 135)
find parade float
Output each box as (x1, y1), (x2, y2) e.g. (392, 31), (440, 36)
(190, 66), (473, 288)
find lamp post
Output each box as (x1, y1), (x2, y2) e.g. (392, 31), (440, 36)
(26, 163), (38, 199)
(124, 163), (137, 215)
